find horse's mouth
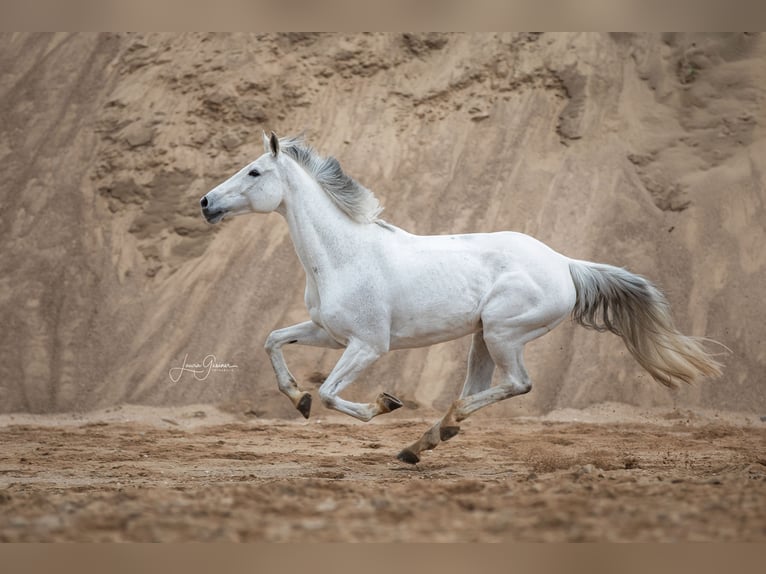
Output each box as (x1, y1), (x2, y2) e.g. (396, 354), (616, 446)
(202, 209), (225, 224)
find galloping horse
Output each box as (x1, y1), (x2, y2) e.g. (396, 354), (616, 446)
(200, 132), (721, 464)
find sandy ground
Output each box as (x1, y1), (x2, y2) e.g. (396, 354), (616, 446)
(1, 405), (764, 542)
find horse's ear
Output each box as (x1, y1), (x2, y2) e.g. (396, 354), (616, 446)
(262, 131), (270, 153)
(269, 131), (280, 156)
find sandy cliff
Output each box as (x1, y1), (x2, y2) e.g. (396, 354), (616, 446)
(1, 33), (763, 416)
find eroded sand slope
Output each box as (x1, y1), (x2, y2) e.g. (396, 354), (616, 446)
(1, 33), (764, 416)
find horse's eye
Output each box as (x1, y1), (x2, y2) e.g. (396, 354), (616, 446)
(248, 169), (260, 177)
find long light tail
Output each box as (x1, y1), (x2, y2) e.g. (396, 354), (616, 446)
(568, 261), (722, 388)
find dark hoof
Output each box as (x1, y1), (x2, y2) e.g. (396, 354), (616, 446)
(296, 393), (312, 419)
(440, 425), (460, 442)
(379, 392), (403, 413)
(397, 449), (420, 465)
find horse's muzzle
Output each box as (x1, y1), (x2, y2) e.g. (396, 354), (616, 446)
(200, 195), (224, 224)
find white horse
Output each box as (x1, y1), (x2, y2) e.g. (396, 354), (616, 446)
(200, 132), (721, 464)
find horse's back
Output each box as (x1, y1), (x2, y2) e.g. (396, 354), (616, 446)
(392, 229), (572, 287)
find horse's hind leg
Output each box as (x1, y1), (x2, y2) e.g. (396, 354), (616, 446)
(437, 308), (564, 435)
(397, 306), (567, 464)
(397, 331), (495, 464)
(439, 342), (532, 432)
(436, 271), (572, 434)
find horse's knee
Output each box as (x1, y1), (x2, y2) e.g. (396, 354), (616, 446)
(264, 332), (280, 354)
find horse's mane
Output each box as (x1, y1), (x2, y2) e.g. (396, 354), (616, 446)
(279, 135), (385, 225)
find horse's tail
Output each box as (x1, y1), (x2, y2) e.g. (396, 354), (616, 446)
(568, 261), (722, 388)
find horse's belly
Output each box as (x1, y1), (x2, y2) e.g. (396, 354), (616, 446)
(389, 322), (481, 349)
(388, 299), (483, 349)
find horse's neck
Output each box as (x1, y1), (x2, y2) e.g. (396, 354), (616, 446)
(281, 171), (371, 276)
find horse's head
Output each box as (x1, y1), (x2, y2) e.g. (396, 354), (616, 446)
(200, 131), (285, 224)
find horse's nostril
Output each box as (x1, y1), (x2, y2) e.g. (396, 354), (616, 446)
(200, 196), (208, 208)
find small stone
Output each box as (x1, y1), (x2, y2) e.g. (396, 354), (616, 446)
(123, 123), (154, 148)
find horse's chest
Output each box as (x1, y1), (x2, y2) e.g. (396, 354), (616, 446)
(304, 280), (343, 332)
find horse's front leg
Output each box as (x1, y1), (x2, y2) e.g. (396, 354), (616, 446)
(317, 339), (403, 422)
(265, 321), (343, 418)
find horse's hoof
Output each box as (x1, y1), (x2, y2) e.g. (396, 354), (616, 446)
(440, 425), (460, 442)
(296, 393), (312, 419)
(378, 392), (403, 413)
(397, 449), (420, 465)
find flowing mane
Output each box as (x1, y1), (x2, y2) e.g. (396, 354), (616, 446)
(279, 135), (385, 224)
